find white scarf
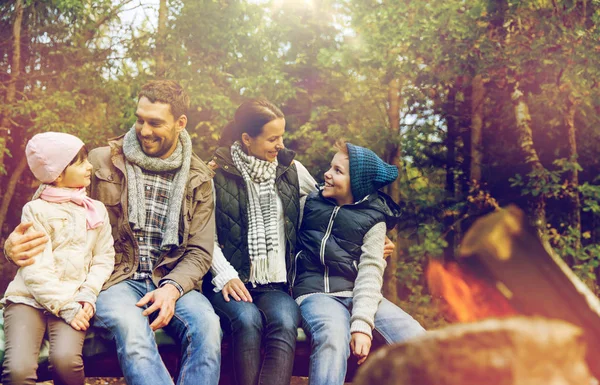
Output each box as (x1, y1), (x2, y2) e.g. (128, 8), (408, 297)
(231, 141), (279, 285)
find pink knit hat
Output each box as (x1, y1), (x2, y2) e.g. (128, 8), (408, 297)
(26, 132), (85, 183)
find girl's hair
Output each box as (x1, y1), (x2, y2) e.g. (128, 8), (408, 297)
(218, 98), (284, 146)
(333, 139), (349, 155)
(67, 146), (88, 166)
(52, 146), (88, 184)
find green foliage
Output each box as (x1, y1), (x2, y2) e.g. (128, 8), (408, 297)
(3, 0), (600, 323)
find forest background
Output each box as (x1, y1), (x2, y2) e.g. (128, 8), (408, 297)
(2, 0), (600, 328)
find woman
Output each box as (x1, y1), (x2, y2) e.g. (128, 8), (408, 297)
(202, 98), (316, 385)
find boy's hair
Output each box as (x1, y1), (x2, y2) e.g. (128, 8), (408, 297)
(138, 80), (190, 120)
(334, 139), (349, 155)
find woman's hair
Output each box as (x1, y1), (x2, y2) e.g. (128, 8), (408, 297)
(218, 98), (284, 147)
(333, 139), (348, 155)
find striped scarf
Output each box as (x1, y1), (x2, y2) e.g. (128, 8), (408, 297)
(231, 141), (279, 285)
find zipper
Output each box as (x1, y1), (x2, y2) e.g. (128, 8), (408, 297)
(291, 250), (302, 288)
(320, 206), (340, 293)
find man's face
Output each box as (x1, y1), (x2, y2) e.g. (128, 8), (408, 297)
(134, 96), (186, 159)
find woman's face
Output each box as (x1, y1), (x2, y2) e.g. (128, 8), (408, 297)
(242, 118), (286, 162)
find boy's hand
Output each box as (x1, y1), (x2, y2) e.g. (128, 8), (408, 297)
(222, 278), (253, 303)
(70, 309), (90, 331)
(350, 332), (372, 365)
(4, 222), (48, 267)
(80, 302), (95, 320)
(207, 160), (219, 171)
(383, 236), (395, 259)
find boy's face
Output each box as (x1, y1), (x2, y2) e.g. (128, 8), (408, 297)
(135, 96), (186, 159)
(323, 151), (353, 206)
(54, 157), (93, 189)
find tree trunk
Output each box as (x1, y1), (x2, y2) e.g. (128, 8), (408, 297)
(0, 156), (27, 234)
(443, 83), (459, 262)
(383, 78), (402, 303)
(470, 74), (485, 183)
(565, 95), (581, 247)
(459, 80), (472, 196)
(0, 0), (24, 172)
(511, 84), (546, 230)
(156, 0), (168, 78)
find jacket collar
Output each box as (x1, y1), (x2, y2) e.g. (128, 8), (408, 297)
(315, 186), (403, 229)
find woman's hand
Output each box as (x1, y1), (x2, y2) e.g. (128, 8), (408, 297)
(383, 236), (395, 259)
(350, 332), (372, 365)
(222, 278), (253, 303)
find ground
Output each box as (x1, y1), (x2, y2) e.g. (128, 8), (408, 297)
(39, 377), (311, 384)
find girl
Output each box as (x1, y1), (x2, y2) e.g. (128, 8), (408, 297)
(292, 140), (426, 385)
(1, 132), (115, 385)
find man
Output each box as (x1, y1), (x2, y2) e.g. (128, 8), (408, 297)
(4, 80), (221, 385)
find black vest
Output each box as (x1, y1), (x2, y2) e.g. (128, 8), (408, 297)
(203, 147), (300, 292)
(292, 191), (399, 299)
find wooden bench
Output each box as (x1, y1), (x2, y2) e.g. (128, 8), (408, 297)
(10, 326), (367, 384)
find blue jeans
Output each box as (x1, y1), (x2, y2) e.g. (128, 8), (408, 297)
(208, 284), (300, 385)
(94, 279), (222, 385)
(300, 294), (425, 385)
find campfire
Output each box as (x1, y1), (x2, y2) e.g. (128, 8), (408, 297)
(355, 205), (600, 385)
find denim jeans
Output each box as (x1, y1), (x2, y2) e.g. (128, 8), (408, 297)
(208, 284), (300, 385)
(300, 294), (425, 385)
(94, 279), (222, 385)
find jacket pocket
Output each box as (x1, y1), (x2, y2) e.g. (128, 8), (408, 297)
(93, 168), (122, 206)
(45, 216), (69, 245)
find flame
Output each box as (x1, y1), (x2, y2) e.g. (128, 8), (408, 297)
(427, 260), (517, 322)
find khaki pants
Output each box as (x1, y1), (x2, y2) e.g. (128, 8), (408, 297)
(1, 303), (86, 385)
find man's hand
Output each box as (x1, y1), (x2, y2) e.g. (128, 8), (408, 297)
(350, 332), (372, 365)
(222, 278), (253, 303)
(383, 236), (395, 260)
(4, 222), (48, 267)
(70, 309), (91, 331)
(136, 284), (181, 331)
(80, 302), (95, 321)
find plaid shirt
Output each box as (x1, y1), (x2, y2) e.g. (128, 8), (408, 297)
(132, 169), (182, 293)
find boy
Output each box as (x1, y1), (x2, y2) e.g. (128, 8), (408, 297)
(293, 141), (425, 385)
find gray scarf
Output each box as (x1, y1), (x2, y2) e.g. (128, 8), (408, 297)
(231, 141), (279, 285)
(123, 125), (192, 249)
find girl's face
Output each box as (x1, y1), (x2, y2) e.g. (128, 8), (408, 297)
(323, 151), (354, 206)
(53, 157), (93, 188)
(242, 118), (285, 162)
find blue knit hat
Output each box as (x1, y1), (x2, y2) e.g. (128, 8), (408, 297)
(347, 143), (398, 202)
